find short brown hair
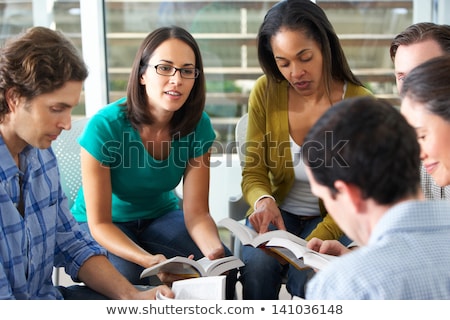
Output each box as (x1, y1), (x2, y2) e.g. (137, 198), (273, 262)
(390, 22), (450, 61)
(0, 26), (88, 120)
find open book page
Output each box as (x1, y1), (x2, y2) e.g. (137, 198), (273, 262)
(266, 237), (337, 270)
(303, 251), (337, 270)
(140, 256), (202, 279)
(156, 276), (226, 300)
(267, 246), (309, 270)
(266, 237), (309, 257)
(218, 217), (308, 248)
(217, 217), (258, 245)
(197, 256), (244, 275)
(140, 255), (244, 279)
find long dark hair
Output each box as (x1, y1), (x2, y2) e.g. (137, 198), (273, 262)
(123, 26), (206, 138)
(257, 0), (363, 98)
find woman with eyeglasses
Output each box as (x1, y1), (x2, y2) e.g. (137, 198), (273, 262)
(70, 26), (237, 299)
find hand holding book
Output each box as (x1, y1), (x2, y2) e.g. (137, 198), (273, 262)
(265, 237), (337, 270)
(218, 217), (336, 270)
(307, 237), (353, 256)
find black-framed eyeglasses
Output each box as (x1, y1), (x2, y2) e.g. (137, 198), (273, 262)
(148, 64), (200, 79)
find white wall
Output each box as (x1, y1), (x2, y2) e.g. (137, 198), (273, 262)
(176, 153), (242, 222)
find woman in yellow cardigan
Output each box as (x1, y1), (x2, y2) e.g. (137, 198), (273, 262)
(240, 0), (372, 300)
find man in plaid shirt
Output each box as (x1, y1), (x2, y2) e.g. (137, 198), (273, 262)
(0, 26), (173, 300)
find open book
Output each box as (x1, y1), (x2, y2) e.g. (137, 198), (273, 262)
(218, 217), (308, 248)
(265, 237), (337, 270)
(156, 275), (226, 300)
(217, 217), (335, 270)
(140, 255), (244, 279)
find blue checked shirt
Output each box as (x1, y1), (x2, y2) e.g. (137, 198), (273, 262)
(420, 164), (450, 200)
(306, 200), (450, 299)
(0, 137), (106, 299)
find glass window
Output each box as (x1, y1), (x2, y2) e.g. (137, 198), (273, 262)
(0, 0), (84, 114)
(103, 0), (414, 153)
(0, 0), (417, 152)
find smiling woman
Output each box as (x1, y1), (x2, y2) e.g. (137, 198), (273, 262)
(400, 55), (450, 189)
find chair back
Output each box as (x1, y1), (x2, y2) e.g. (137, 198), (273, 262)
(52, 118), (89, 208)
(228, 113), (250, 222)
(235, 113), (248, 164)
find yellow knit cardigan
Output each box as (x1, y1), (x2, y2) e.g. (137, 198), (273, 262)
(242, 75), (373, 240)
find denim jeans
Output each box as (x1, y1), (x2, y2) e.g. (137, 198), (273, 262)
(79, 209), (237, 299)
(57, 285), (109, 299)
(57, 284), (154, 300)
(240, 210), (322, 299)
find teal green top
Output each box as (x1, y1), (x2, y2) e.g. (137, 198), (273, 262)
(71, 98), (216, 222)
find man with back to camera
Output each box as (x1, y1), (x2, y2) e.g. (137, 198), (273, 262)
(302, 96), (450, 299)
(306, 22), (450, 257)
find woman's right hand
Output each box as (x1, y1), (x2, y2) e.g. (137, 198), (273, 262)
(249, 197), (286, 233)
(155, 254), (195, 286)
(146, 253), (167, 267)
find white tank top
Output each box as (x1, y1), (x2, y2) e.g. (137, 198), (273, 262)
(279, 81), (347, 216)
(278, 136), (320, 216)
